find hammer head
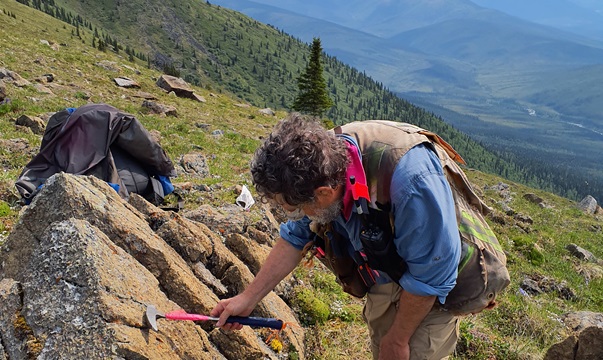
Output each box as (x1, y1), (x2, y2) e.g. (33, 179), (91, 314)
(145, 305), (165, 331)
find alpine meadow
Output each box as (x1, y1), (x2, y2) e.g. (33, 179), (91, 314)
(1, 1), (603, 359)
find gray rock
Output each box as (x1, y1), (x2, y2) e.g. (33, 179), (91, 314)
(0, 68), (30, 87)
(0, 279), (31, 359)
(0, 80), (6, 101)
(545, 312), (603, 359)
(520, 278), (543, 295)
(94, 60), (119, 72)
(563, 311), (603, 332)
(521, 276), (576, 301)
(514, 213), (533, 224)
(178, 152), (210, 178)
(15, 115), (46, 135)
(0, 138), (32, 155)
(184, 204), (249, 235)
(0, 340), (6, 360)
(523, 193), (544, 205)
(566, 243), (599, 263)
(114, 76), (141, 88)
(259, 108), (275, 116)
(191, 261), (228, 296)
(225, 233), (271, 275)
(544, 335), (578, 360)
(196, 123), (211, 130)
(578, 195), (598, 214)
(191, 93), (207, 103)
(33, 83), (53, 95)
(156, 75), (194, 98)
(142, 100), (177, 116)
(576, 326), (603, 359)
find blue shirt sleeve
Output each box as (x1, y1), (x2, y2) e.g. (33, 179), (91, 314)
(280, 217), (314, 250)
(390, 144), (461, 304)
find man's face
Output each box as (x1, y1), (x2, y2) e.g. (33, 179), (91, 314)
(275, 186), (343, 224)
(302, 198), (342, 223)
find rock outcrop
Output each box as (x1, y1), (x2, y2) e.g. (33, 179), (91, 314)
(544, 311), (603, 359)
(0, 173), (304, 359)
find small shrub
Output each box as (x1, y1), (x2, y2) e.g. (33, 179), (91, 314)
(0, 99), (27, 116)
(75, 92), (89, 100)
(321, 118), (335, 129)
(0, 201), (10, 217)
(454, 319), (519, 360)
(512, 234), (544, 266)
(292, 287), (330, 325)
(310, 270), (343, 295)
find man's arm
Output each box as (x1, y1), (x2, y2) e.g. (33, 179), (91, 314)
(378, 291), (436, 360)
(381, 145), (461, 357)
(210, 237), (302, 329)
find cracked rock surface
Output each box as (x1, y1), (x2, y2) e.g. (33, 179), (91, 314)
(0, 173), (303, 359)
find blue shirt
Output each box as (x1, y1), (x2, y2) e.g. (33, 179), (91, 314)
(280, 143), (461, 304)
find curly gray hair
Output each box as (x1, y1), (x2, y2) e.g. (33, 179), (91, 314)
(251, 113), (349, 205)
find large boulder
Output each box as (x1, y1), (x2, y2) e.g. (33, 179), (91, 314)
(0, 173), (304, 359)
(578, 195), (598, 214)
(156, 75), (194, 98)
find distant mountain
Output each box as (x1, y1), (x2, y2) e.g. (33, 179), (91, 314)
(471, 0), (603, 41)
(213, 0), (603, 90)
(235, 0), (485, 37)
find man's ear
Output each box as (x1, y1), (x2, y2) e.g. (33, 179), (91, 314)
(314, 185), (341, 203)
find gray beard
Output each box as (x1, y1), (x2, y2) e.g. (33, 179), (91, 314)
(307, 198), (343, 224)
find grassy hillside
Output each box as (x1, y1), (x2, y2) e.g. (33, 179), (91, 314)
(1, 2), (603, 360)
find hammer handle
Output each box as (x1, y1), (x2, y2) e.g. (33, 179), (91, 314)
(225, 316), (285, 330)
(165, 311), (284, 330)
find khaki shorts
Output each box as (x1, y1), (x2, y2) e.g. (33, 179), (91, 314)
(363, 282), (459, 360)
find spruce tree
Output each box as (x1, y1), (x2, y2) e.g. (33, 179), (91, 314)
(292, 38), (333, 117)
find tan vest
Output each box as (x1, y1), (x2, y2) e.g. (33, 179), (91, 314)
(326, 120), (510, 315)
(335, 120), (471, 210)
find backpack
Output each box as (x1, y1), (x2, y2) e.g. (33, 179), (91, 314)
(438, 156), (510, 315)
(16, 104), (178, 208)
(112, 146), (176, 207)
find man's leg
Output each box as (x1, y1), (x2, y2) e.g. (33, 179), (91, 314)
(363, 282), (459, 360)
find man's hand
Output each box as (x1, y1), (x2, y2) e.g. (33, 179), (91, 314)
(210, 293), (255, 331)
(378, 291), (436, 359)
(379, 333), (410, 360)
(209, 238), (302, 331)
